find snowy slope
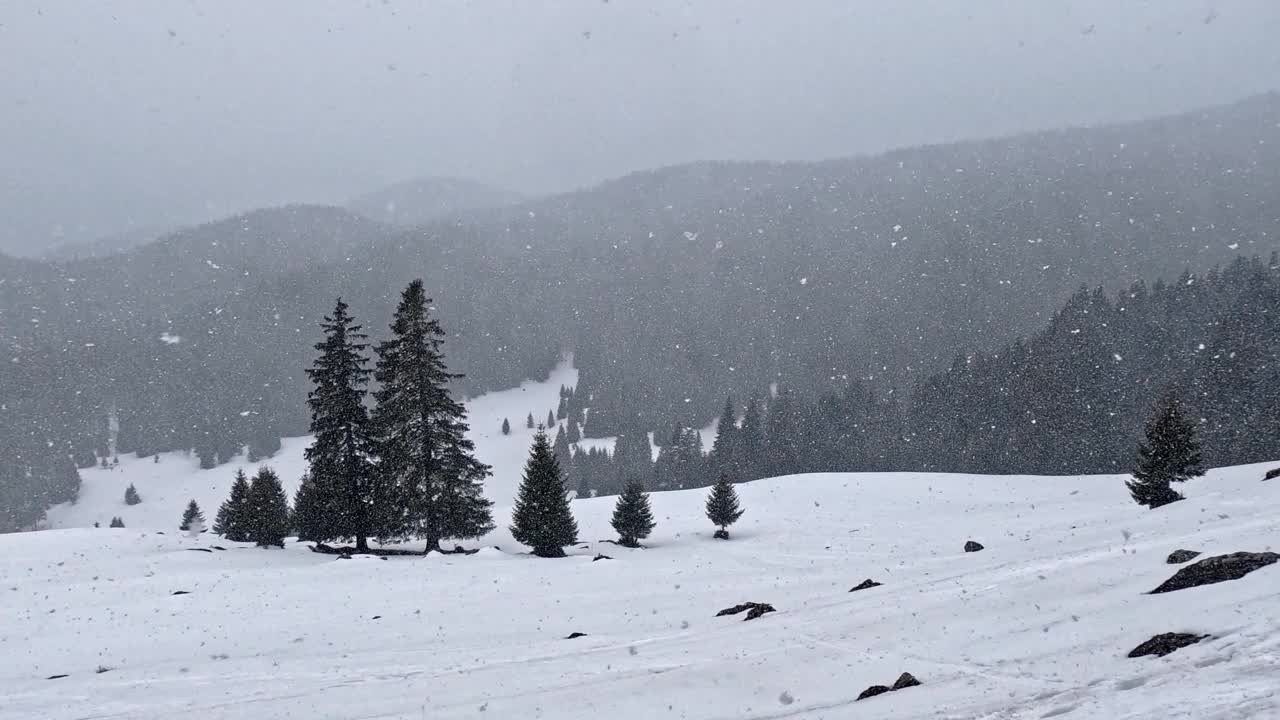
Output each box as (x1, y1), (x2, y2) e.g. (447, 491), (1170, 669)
(8, 454), (1280, 717)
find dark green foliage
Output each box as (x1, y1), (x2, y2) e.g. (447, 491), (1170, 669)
(246, 467), (290, 547)
(247, 429), (282, 463)
(291, 474), (325, 542)
(109, 516), (125, 528)
(213, 470), (252, 541)
(546, 410), (556, 429)
(705, 475), (744, 537)
(501, 418), (511, 435)
(370, 280), (493, 551)
(710, 397), (739, 479)
(653, 424), (705, 490)
(566, 419), (580, 444)
(179, 499), (204, 531)
(526, 413), (535, 429)
(303, 297), (376, 551)
(612, 430), (653, 493)
(610, 477), (655, 547)
(510, 430), (578, 557)
(1128, 390), (1202, 508)
(737, 397), (766, 480)
(124, 484), (142, 506)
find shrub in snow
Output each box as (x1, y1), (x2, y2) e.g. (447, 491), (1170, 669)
(109, 516), (124, 528)
(179, 499), (205, 532)
(123, 484), (141, 506)
(1128, 389), (1202, 509)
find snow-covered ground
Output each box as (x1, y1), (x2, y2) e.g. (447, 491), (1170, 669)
(5, 362), (1277, 719)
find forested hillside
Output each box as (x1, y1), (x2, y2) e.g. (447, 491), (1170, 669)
(3, 94), (1279, 530)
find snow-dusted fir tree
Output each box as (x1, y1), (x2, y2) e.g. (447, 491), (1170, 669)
(371, 280), (493, 552)
(610, 477), (655, 547)
(246, 466), (290, 547)
(710, 396), (739, 479)
(510, 429), (578, 557)
(526, 412), (535, 429)
(301, 297), (376, 551)
(179, 499), (204, 532)
(109, 516), (124, 528)
(1128, 389), (1203, 508)
(546, 409), (556, 429)
(291, 473), (323, 542)
(123, 483), (141, 506)
(501, 418), (511, 435)
(705, 474), (744, 539)
(213, 469), (251, 541)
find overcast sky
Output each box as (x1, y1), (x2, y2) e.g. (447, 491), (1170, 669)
(2, 0), (1278, 254)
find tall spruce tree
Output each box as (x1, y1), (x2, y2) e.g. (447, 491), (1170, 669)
(705, 474), (744, 539)
(710, 396), (739, 479)
(246, 466), (291, 547)
(291, 474), (324, 542)
(526, 412), (535, 429)
(1127, 389), (1203, 508)
(370, 280), (493, 552)
(738, 396), (765, 480)
(213, 469), (252, 541)
(179, 499), (204, 531)
(302, 297), (377, 551)
(610, 476), (655, 547)
(546, 409), (556, 429)
(510, 429), (578, 557)
(124, 483), (141, 506)
(501, 418), (511, 436)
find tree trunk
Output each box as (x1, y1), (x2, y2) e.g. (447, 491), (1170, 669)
(422, 537), (441, 555)
(355, 535), (369, 552)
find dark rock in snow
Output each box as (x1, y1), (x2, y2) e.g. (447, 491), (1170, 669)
(211, 545), (226, 551)
(565, 632), (588, 639)
(1149, 552), (1279, 594)
(1128, 632), (1209, 658)
(713, 529), (730, 540)
(592, 554), (613, 561)
(171, 590), (190, 596)
(371, 615), (381, 620)
(186, 548), (213, 553)
(46, 674), (69, 680)
(1166, 549), (1201, 564)
(964, 541), (984, 552)
(856, 685), (892, 701)
(1265, 466), (1280, 481)
(716, 601), (776, 620)
(891, 672), (921, 690)
(849, 579), (882, 592)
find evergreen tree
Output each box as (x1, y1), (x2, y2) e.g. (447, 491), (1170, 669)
(526, 413), (535, 429)
(109, 516), (124, 528)
(213, 469), (252, 541)
(510, 430), (578, 557)
(291, 474), (324, 542)
(1127, 389), (1203, 508)
(371, 280), (493, 552)
(303, 297), (376, 551)
(566, 418), (581, 444)
(179, 499), (204, 531)
(738, 396), (765, 480)
(123, 483), (141, 506)
(705, 474), (744, 539)
(610, 476), (655, 547)
(557, 393), (568, 420)
(246, 466), (290, 547)
(501, 418), (511, 435)
(710, 396), (739, 479)
(546, 409), (556, 429)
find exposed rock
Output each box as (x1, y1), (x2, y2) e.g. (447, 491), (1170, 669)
(370, 615), (381, 620)
(592, 554), (613, 562)
(856, 685), (892, 701)
(1128, 632), (1209, 658)
(892, 672), (921, 690)
(1166, 549), (1201, 564)
(713, 529), (730, 540)
(1150, 552), (1279, 594)
(1265, 467), (1280, 481)
(211, 546), (227, 551)
(171, 590), (190, 596)
(849, 579), (882, 592)
(964, 541), (984, 553)
(565, 632), (588, 639)
(716, 601), (775, 620)
(46, 674), (69, 680)
(186, 548), (213, 553)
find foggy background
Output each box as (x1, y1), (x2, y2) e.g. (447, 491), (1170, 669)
(2, 0), (1278, 256)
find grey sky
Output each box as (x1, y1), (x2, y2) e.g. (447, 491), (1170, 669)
(2, 0), (1278, 254)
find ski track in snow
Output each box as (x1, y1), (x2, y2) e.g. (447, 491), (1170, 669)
(2, 360), (1277, 719)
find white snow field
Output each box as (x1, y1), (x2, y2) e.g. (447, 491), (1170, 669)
(0, 364), (1275, 719)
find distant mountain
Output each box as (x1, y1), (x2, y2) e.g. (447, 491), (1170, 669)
(346, 176), (524, 227)
(41, 224), (172, 262)
(3, 93), (1280, 506)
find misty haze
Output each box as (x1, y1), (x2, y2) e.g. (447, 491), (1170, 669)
(2, 2), (1279, 719)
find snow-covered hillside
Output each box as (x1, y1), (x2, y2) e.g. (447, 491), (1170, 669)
(7, 361), (1278, 718)
(7, 463), (1280, 717)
